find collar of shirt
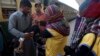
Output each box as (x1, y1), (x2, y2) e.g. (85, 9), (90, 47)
(18, 10), (29, 17)
(18, 10), (24, 16)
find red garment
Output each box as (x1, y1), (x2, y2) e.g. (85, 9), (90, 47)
(83, 2), (100, 18)
(32, 12), (47, 25)
(32, 12), (46, 21)
(82, 2), (100, 18)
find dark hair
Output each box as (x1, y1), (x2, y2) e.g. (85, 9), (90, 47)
(20, 0), (32, 8)
(39, 21), (47, 26)
(35, 3), (41, 7)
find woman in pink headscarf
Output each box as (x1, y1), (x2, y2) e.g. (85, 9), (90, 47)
(44, 4), (70, 56)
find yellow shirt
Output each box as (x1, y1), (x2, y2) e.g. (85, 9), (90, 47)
(45, 28), (67, 56)
(79, 33), (100, 56)
(97, 38), (100, 56)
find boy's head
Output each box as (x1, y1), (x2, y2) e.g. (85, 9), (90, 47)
(38, 21), (47, 31)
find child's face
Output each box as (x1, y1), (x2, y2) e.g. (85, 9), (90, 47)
(35, 4), (42, 12)
(39, 25), (46, 32)
(38, 21), (46, 31)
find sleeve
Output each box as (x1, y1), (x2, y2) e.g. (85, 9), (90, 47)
(41, 29), (53, 38)
(79, 33), (95, 47)
(8, 14), (25, 38)
(75, 33), (96, 56)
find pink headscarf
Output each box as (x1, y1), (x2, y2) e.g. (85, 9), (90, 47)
(45, 4), (63, 22)
(45, 5), (69, 36)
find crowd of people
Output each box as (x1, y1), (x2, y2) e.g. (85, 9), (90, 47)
(8, 0), (69, 56)
(0, 0), (100, 56)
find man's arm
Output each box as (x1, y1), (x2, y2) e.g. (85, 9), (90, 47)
(8, 14), (25, 38)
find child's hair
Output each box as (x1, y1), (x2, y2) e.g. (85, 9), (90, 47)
(35, 3), (41, 7)
(39, 21), (47, 26)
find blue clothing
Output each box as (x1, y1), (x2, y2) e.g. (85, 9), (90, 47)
(8, 11), (32, 38)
